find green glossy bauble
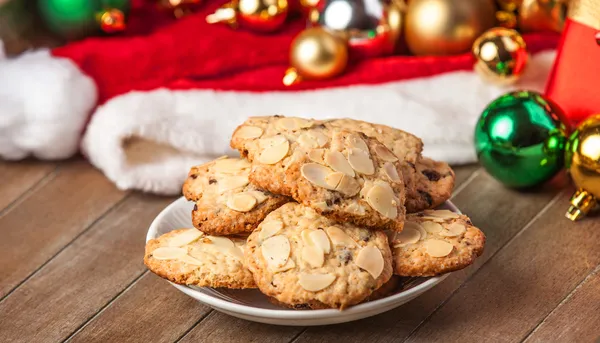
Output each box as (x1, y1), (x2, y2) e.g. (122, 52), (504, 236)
(38, 0), (130, 40)
(474, 90), (569, 188)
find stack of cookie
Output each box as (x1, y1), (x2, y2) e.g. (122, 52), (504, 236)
(144, 116), (486, 310)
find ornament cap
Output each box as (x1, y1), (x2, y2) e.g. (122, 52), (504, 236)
(565, 189), (598, 221)
(283, 67), (301, 86)
(97, 9), (126, 34)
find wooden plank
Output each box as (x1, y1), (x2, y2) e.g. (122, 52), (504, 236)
(524, 266), (600, 343)
(0, 160), (126, 299)
(68, 272), (211, 343)
(452, 164), (479, 189)
(0, 160), (56, 211)
(0, 193), (174, 343)
(407, 188), (600, 343)
(292, 170), (561, 343)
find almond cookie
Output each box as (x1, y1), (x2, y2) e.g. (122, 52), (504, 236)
(182, 156), (291, 235)
(144, 229), (256, 288)
(391, 210), (485, 277)
(405, 157), (455, 213)
(245, 203), (393, 309)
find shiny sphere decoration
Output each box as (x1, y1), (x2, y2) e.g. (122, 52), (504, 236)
(283, 27), (348, 85)
(157, 0), (203, 18)
(311, 0), (404, 58)
(206, 0), (289, 33)
(404, 0), (496, 56)
(564, 115), (600, 221)
(472, 28), (528, 85)
(475, 90), (569, 188)
(519, 0), (569, 33)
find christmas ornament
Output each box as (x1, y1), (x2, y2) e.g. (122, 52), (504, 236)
(296, 0), (321, 15)
(283, 27), (348, 85)
(497, 0), (522, 12)
(472, 28), (528, 85)
(157, 0), (203, 18)
(518, 0), (569, 33)
(496, 10), (517, 29)
(475, 90), (568, 188)
(38, 0), (130, 40)
(565, 115), (600, 221)
(311, 0), (404, 57)
(206, 0), (289, 33)
(404, 0), (496, 56)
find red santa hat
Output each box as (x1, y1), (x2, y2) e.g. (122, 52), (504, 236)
(0, 0), (559, 194)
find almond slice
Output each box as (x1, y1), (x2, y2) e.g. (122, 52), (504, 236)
(226, 193), (258, 212)
(258, 139), (290, 164)
(404, 221), (427, 240)
(152, 247), (187, 260)
(167, 229), (203, 247)
(309, 229), (331, 254)
(325, 226), (357, 247)
(259, 135), (287, 148)
(325, 171), (344, 189)
(360, 180), (374, 198)
(375, 145), (398, 162)
(276, 117), (300, 131)
(335, 174), (361, 196)
(246, 190), (268, 204)
(383, 162), (401, 182)
(260, 220), (284, 241)
(298, 133), (319, 149)
(392, 227), (421, 247)
(347, 133), (369, 152)
(213, 158), (250, 174)
(355, 246), (384, 279)
(262, 235), (291, 271)
(205, 236), (235, 250)
(424, 209), (460, 219)
(301, 163), (337, 190)
(227, 246), (245, 261)
(179, 254), (204, 266)
(302, 246), (325, 268)
(366, 184), (398, 219)
(301, 229), (316, 246)
(188, 247), (217, 262)
(422, 221), (443, 234)
(424, 239), (454, 257)
(347, 148), (375, 175)
(310, 131), (329, 147)
(298, 273), (336, 292)
(346, 202), (366, 215)
(325, 150), (355, 177)
(295, 118), (314, 129)
(218, 175), (249, 193)
(273, 258), (296, 273)
(439, 222), (466, 237)
(308, 149), (326, 164)
(236, 126), (263, 139)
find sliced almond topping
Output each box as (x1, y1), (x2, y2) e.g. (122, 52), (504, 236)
(188, 247), (217, 262)
(259, 135), (287, 148)
(404, 221), (427, 241)
(258, 139), (289, 165)
(325, 150), (355, 177)
(346, 202), (366, 215)
(205, 236), (236, 250)
(393, 227), (421, 247)
(346, 133), (369, 152)
(439, 222), (466, 237)
(301, 163), (337, 190)
(301, 229), (316, 246)
(277, 117), (300, 131)
(383, 162), (401, 182)
(310, 131), (329, 147)
(152, 247), (187, 260)
(226, 193), (257, 212)
(227, 246), (245, 261)
(295, 118), (314, 128)
(273, 258), (296, 273)
(424, 209), (460, 219)
(335, 174), (361, 196)
(212, 158), (250, 174)
(261, 235), (291, 271)
(167, 229), (203, 247)
(347, 148), (375, 175)
(355, 246), (384, 279)
(235, 125), (263, 139)
(325, 172), (344, 189)
(325, 226), (357, 247)
(360, 180), (374, 198)
(308, 149), (326, 164)
(422, 221), (443, 233)
(298, 133), (319, 149)
(218, 175), (249, 193)
(313, 201), (329, 210)
(366, 184), (398, 219)
(424, 239), (454, 257)
(310, 229), (331, 254)
(259, 220), (284, 241)
(246, 190), (268, 204)
(298, 218), (314, 230)
(298, 273), (336, 292)
(302, 246), (325, 268)
(375, 145), (398, 162)
(179, 254), (204, 266)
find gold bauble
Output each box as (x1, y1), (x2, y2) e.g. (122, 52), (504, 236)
(497, 0), (522, 12)
(565, 115), (600, 221)
(518, 0), (569, 33)
(283, 27), (348, 85)
(157, 0), (202, 18)
(206, 0), (289, 32)
(472, 28), (528, 85)
(496, 10), (517, 29)
(405, 0), (497, 56)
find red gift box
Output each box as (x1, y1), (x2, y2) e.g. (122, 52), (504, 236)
(545, 0), (600, 127)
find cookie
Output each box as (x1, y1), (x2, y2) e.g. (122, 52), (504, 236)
(391, 210), (485, 277)
(245, 203), (393, 309)
(144, 229), (256, 289)
(405, 157), (455, 213)
(182, 156), (291, 235)
(232, 118), (408, 230)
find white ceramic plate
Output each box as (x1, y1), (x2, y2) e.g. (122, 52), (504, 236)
(146, 197), (457, 326)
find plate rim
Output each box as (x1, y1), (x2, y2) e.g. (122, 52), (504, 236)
(146, 196), (455, 320)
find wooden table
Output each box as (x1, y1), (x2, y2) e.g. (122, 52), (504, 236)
(1, 159), (599, 343)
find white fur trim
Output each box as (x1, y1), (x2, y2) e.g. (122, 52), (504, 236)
(82, 50), (556, 195)
(0, 42), (97, 160)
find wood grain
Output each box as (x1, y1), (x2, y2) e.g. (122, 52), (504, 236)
(524, 266), (600, 343)
(0, 193), (173, 343)
(292, 170), (562, 343)
(0, 160), (126, 299)
(0, 160), (56, 212)
(407, 188), (600, 343)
